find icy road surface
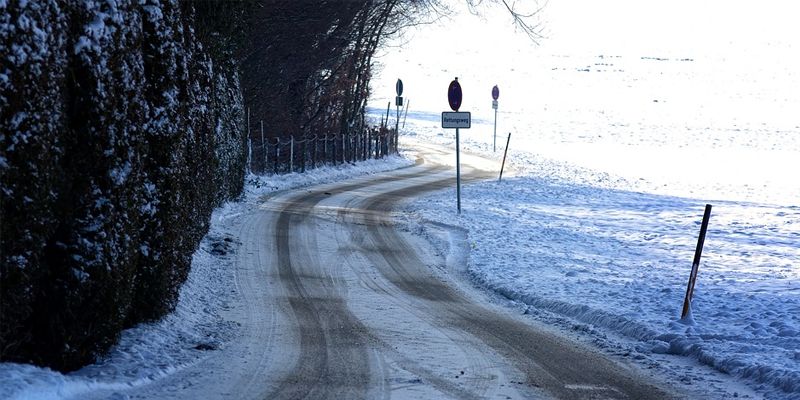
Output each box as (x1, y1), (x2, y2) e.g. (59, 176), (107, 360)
(80, 145), (681, 400)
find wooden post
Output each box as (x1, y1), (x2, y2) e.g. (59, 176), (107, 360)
(342, 133), (346, 164)
(333, 134), (338, 165)
(311, 135), (315, 169)
(260, 120), (265, 173)
(385, 102), (391, 129)
(301, 136), (306, 173)
(402, 99), (410, 128)
(681, 204), (713, 319)
(274, 138), (279, 174)
(264, 139), (269, 174)
(289, 136), (294, 173)
(499, 133), (511, 182)
(246, 107), (251, 174)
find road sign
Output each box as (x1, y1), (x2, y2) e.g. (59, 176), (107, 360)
(491, 85), (499, 151)
(396, 96), (403, 107)
(444, 78), (468, 214)
(448, 78), (462, 111)
(396, 79), (403, 96)
(442, 112), (471, 129)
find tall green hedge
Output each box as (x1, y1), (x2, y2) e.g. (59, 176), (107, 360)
(1, 0), (246, 371)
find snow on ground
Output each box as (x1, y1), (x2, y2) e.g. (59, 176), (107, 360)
(369, 1), (799, 398)
(3, 1), (799, 399)
(0, 156), (412, 400)
(400, 131), (800, 398)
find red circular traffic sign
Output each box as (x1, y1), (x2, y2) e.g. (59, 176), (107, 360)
(448, 78), (462, 111)
(492, 85), (499, 100)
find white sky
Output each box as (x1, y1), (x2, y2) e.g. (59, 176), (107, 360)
(370, 0), (799, 205)
(541, 0), (798, 57)
(373, 0), (800, 115)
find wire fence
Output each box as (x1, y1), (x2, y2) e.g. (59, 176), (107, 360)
(247, 125), (399, 175)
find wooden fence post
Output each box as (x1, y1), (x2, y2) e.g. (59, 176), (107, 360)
(289, 135), (294, 173)
(312, 135), (317, 169)
(246, 107), (251, 174)
(681, 204), (713, 319)
(499, 133), (511, 182)
(402, 99), (410, 128)
(301, 136), (306, 173)
(274, 137), (279, 174)
(260, 120), (265, 173)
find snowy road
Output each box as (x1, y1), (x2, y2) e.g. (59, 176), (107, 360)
(79, 144), (682, 400)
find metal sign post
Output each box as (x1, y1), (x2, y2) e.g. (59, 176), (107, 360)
(442, 77), (470, 214)
(492, 85), (499, 152)
(395, 79), (403, 152)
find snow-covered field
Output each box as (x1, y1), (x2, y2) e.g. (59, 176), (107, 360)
(370, 1), (799, 398)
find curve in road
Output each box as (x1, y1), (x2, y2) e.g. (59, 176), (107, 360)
(87, 146), (681, 400)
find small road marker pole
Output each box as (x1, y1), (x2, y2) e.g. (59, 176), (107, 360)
(681, 204), (713, 319)
(499, 132), (511, 182)
(402, 99), (410, 128)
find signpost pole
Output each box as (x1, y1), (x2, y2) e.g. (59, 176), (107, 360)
(493, 107), (497, 152)
(395, 105), (400, 153)
(456, 127), (461, 214)
(491, 85), (500, 153)
(395, 79), (404, 153)
(444, 77), (467, 215)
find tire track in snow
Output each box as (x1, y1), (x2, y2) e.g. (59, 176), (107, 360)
(99, 148), (679, 399)
(352, 165), (676, 399)
(264, 165), (449, 399)
(332, 174), (512, 399)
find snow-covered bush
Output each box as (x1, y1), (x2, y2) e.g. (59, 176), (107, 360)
(0, 0), (68, 367)
(1, 0), (246, 371)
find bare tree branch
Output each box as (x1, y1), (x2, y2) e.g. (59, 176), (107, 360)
(499, 0), (546, 43)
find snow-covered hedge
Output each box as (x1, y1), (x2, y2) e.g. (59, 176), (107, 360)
(1, 0), (246, 371)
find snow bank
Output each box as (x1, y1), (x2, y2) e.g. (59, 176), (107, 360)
(400, 122), (799, 399)
(0, 156), (412, 400)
